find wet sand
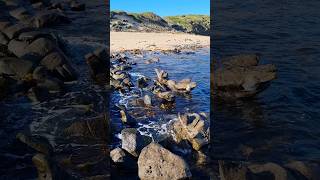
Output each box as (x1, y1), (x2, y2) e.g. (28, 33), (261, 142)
(110, 32), (210, 52)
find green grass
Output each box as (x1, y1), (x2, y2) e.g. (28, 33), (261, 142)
(111, 11), (165, 24)
(164, 15), (210, 30)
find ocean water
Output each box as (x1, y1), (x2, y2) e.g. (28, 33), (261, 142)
(211, 0), (320, 163)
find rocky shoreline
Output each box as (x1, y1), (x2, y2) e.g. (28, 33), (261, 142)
(0, 0), (111, 179)
(109, 48), (211, 179)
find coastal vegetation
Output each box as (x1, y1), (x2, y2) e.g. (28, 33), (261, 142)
(110, 10), (210, 35)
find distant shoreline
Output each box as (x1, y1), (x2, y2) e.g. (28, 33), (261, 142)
(110, 31), (210, 53)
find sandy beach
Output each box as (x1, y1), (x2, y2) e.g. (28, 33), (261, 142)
(110, 32), (210, 52)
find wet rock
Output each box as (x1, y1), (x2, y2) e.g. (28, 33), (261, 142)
(29, 0), (51, 6)
(7, 39), (29, 57)
(70, 1), (85, 11)
(222, 54), (259, 67)
(144, 57), (159, 64)
(122, 77), (133, 87)
(218, 161), (248, 180)
(155, 91), (175, 102)
(32, 153), (53, 180)
(16, 133), (53, 155)
(167, 79), (197, 93)
(3, 23), (33, 39)
(0, 32), (9, 45)
(48, 2), (63, 10)
(172, 113), (209, 151)
(85, 52), (108, 83)
(32, 10), (70, 28)
(25, 37), (56, 60)
(93, 47), (108, 60)
(33, 66), (48, 80)
(37, 76), (62, 92)
(121, 128), (152, 157)
(110, 77), (123, 89)
(138, 143), (192, 180)
(18, 31), (55, 42)
(154, 68), (196, 93)
(155, 68), (168, 84)
(0, 21), (11, 31)
(143, 95), (152, 106)
(137, 76), (149, 88)
(4, 0), (27, 7)
(110, 148), (126, 163)
(285, 161), (312, 179)
(111, 70), (128, 80)
(27, 86), (50, 102)
(248, 162), (287, 180)
(0, 57), (34, 79)
(120, 110), (136, 125)
(32, 2), (45, 10)
(110, 147), (137, 170)
(9, 7), (31, 21)
(0, 44), (13, 57)
(113, 63), (132, 71)
(214, 54), (277, 99)
(63, 116), (109, 141)
(41, 51), (77, 81)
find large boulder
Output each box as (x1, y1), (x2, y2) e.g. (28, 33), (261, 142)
(63, 116), (109, 141)
(25, 37), (56, 59)
(2, 23), (33, 39)
(8, 37), (56, 61)
(40, 51), (77, 81)
(248, 163), (287, 180)
(0, 32), (9, 45)
(121, 128), (152, 157)
(70, 1), (85, 11)
(7, 39), (29, 57)
(32, 153), (53, 180)
(32, 10), (70, 28)
(0, 57), (34, 79)
(110, 147), (137, 170)
(214, 54), (277, 98)
(85, 49), (108, 83)
(0, 21), (11, 31)
(138, 143), (192, 180)
(9, 7), (31, 21)
(18, 31), (56, 42)
(172, 112), (210, 151)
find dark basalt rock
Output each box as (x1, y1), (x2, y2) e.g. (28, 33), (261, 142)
(32, 10), (70, 28)
(41, 51), (77, 81)
(0, 57), (34, 79)
(70, 1), (85, 11)
(9, 7), (32, 21)
(0, 32), (9, 45)
(85, 50), (108, 83)
(2, 23), (33, 39)
(214, 54), (277, 99)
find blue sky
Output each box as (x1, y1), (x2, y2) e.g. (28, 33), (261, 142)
(110, 0), (210, 17)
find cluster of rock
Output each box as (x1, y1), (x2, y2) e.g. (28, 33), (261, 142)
(17, 114), (110, 179)
(214, 54), (277, 99)
(219, 160), (320, 180)
(0, 0), (114, 179)
(109, 50), (210, 179)
(0, 0), (87, 102)
(110, 130), (192, 180)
